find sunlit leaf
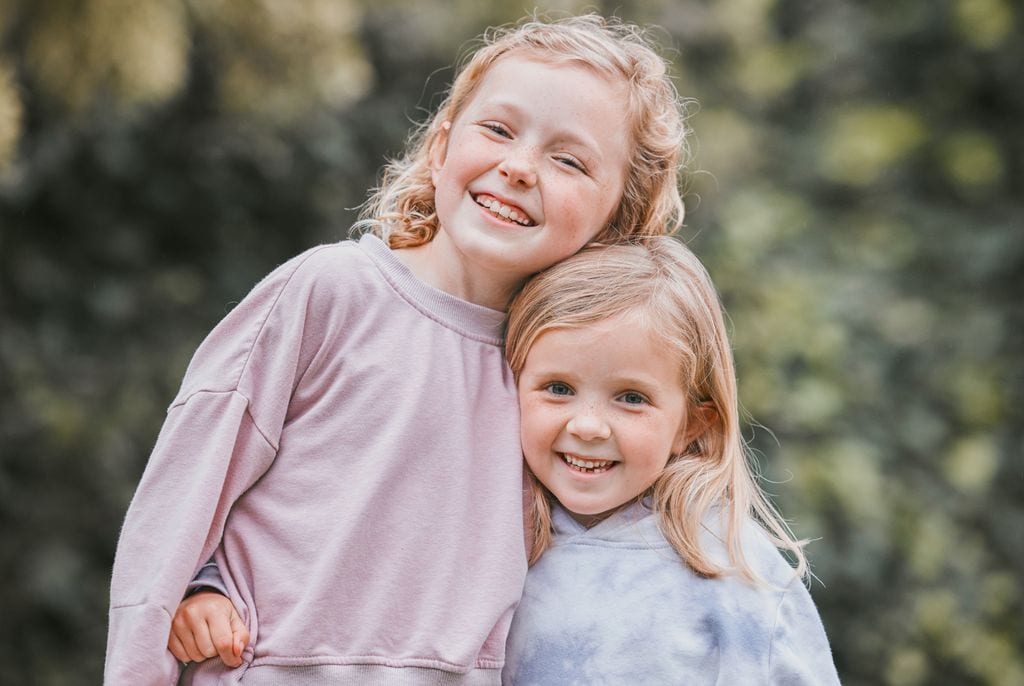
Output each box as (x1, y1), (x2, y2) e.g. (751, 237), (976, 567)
(0, 59), (21, 168)
(944, 434), (999, 495)
(940, 130), (1005, 190)
(885, 648), (929, 686)
(819, 105), (927, 185)
(954, 0), (1015, 49)
(733, 42), (812, 101)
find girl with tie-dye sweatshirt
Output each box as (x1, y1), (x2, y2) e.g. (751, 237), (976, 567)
(499, 238), (840, 684)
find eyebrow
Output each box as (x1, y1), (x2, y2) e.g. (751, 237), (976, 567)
(520, 368), (573, 380)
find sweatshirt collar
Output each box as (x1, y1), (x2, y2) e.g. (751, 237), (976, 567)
(359, 233), (507, 345)
(550, 500), (667, 545)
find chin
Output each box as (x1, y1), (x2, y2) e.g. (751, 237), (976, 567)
(560, 497), (616, 518)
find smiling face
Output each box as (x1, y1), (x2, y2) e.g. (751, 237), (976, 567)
(426, 54), (631, 308)
(518, 313), (696, 526)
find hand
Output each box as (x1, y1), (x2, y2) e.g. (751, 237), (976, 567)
(167, 590), (249, 667)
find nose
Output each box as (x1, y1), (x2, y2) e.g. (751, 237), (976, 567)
(566, 407), (611, 442)
(499, 144), (538, 188)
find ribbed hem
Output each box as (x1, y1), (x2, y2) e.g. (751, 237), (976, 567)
(236, 663), (501, 686)
(358, 233), (506, 345)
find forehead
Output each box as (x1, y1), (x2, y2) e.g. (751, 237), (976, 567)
(477, 50), (620, 90)
(521, 317), (684, 391)
(463, 53), (630, 122)
(527, 313), (663, 360)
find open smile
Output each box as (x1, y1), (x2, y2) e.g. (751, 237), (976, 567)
(473, 193), (535, 226)
(560, 453), (617, 474)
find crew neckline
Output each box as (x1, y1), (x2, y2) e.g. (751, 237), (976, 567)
(358, 233), (507, 345)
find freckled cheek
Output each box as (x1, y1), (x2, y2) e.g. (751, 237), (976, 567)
(521, 407), (564, 452)
(595, 179), (625, 222)
(549, 196), (599, 241)
(617, 425), (673, 471)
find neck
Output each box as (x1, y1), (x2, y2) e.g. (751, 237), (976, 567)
(393, 240), (522, 311)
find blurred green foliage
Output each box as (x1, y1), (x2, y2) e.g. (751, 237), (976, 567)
(1, 1), (1021, 684)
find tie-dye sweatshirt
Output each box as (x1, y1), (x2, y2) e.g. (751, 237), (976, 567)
(503, 501), (840, 685)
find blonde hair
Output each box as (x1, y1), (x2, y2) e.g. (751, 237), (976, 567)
(357, 13), (689, 247)
(505, 238), (808, 584)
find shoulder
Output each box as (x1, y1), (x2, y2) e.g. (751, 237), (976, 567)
(267, 240), (371, 293)
(739, 521), (805, 589)
(172, 241), (370, 401)
(251, 239), (388, 322)
(733, 523), (837, 678)
(691, 513), (802, 589)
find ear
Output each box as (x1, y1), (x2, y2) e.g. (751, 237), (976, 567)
(428, 120), (452, 186)
(672, 402), (718, 456)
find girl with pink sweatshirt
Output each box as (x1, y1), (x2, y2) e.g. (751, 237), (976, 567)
(167, 237), (842, 686)
(104, 14), (689, 685)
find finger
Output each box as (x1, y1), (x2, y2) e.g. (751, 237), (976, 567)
(194, 623), (219, 660)
(183, 604), (219, 660)
(183, 632), (209, 663)
(208, 611), (241, 667)
(230, 609), (251, 658)
(168, 632), (191, 664)
(175, 614), (210, 663)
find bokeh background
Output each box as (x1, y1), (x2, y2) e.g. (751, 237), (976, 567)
(1, 0), (1021, 684)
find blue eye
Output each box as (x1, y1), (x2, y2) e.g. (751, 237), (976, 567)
(545, 382), (574, 396)
(619, 391), (647, 405)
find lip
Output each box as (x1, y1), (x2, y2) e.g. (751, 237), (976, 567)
(472, 191), (537, 226)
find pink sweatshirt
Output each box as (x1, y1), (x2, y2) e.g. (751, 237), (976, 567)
(105, 235), (527, 685)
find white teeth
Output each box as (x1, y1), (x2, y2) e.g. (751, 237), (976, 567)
(476, 196), (532, 225)
(563, 454), (615, 471)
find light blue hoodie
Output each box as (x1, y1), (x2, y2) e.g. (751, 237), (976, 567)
(503, 501), (840, 685)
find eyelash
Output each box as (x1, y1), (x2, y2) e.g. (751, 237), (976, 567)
(556, 155), (586, 172)
(544, 382), (574, 396)
(483, 122), (511, 138)
(542, 384), (648, 407)
(479, 123), (588, 174)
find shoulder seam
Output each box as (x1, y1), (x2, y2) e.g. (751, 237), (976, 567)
(235, 243), (342, 389)
(767, 578), (796, 675)
(167, 389), (278, 452)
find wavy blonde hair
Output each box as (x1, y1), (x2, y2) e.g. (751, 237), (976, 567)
(505, 238), (808, 584)
(356, 13), (690, 247)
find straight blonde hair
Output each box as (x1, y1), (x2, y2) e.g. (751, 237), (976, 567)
(505, 238), (808, 584)
(356, 14), (690, 246)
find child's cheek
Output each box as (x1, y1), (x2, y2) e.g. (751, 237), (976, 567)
(551, 196), (597, 243)
(519, 398), (550, 457)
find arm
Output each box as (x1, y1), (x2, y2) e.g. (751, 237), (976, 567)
(105, 393), (276, 684)
(105, 249), (330, 685)
(186, 560), (230, 598)
(768, 582), (842, 685)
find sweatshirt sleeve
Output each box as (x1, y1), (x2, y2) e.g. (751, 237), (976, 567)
(185, 560), (229, 597)
(768, 582), (842, 685)
(104, 248), (334, 685)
